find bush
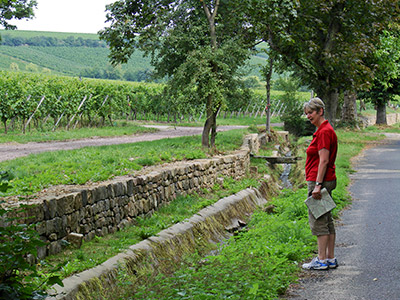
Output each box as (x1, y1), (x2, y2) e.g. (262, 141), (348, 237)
(0, 173), (62, 299)
(277, 77), (314, 136)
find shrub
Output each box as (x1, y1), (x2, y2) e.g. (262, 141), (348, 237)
(277, 77), (314, 136)
(0, 173), (62, 299)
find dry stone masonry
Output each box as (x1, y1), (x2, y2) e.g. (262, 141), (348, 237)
(2, 131), (292, 300)
(3, 134), (267, 259)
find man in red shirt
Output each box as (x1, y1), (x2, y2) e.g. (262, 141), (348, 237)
(302, 97), (338, 270)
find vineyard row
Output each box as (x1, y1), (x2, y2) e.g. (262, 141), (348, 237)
(0, 71), (283, 134)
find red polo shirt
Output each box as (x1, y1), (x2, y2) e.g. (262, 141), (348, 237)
(305, 120), (337, 182)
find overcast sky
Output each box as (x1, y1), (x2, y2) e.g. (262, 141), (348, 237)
(10, 0), (116, 34)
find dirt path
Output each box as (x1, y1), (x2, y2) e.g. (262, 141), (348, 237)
(0, 125), (248, 162)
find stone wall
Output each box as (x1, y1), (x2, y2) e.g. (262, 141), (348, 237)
(3, 133), (268, 259)
(47, 187), (270, 300)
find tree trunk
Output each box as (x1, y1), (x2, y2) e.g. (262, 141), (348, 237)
(201, 0), (220, 149)
(3, 119), (7, 134)
(316, 88), (339, 126)
(202, 95), (214, 148)
(376, 100), (387, 125)
(341, 90), (358, 126)
(202, 0), (219, 50)
(210, 106), (220, 149)
(264, 57), (274, 134)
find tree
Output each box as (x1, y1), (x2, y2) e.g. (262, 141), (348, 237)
(9, 62), (19, 71)
(359, 29), (400, 125)
(245, 0), (300, 134)
(256, 0), (399, 125)
(341, 90), (358, 127)
(0, 0), (37, 31)
(99, 0), (255, 148)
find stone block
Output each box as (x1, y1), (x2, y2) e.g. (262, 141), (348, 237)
(35, 221), (46, 235)
(48, 241), (62, 255)
(49, 233), (58, 241)
(95, 217), (106, 228)
(73, 192), (83, 211)
(151, 171), (162, 182)
(136, 175), (146, 185)
(43, 198), (57, 220)
(107, 183), (115, 199)
(46, 217), (61, 235)
(92, 185), (107, 202)
(66, 232), (84, 248)
(126, 179), (134, 196)
(84, 205), (93, 217)
(81, 223), (91, 234)
(67, 212), (79, 233)
(37, 245), (47, 260)
(108, 225), (117, 234)
(85, 230), (95, 241)
(81, 190), (88, 206)
(56, 195), (69, 216)
(113, 181), (126, 197)
(104, 199), (110, 211)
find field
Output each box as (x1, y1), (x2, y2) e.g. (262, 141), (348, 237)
(0, 30), (272, 81)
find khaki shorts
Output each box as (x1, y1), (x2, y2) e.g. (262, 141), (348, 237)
(307, 180), (337, 236)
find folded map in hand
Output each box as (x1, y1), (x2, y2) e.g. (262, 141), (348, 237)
(304, 188), (336, 219)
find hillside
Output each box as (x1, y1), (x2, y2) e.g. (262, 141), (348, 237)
(0, 30), (266, 82)
(0, 30), (154, 81)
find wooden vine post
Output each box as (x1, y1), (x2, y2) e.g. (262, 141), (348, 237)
(66, 96), (87, 129)
(73, 95), (92, 129)
(24, 95), (45, 133)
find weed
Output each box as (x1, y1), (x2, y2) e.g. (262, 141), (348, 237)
(0, 203), (63, 299)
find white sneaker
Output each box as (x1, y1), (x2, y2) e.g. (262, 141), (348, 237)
(302, 257), (328, 270)
(326, 257), (338, 269)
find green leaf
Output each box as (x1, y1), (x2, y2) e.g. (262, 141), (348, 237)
(47, 276), (64, 287)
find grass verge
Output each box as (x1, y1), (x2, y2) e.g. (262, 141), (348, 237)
(0, 122), (158, 144)
(0, 128), (250, 197)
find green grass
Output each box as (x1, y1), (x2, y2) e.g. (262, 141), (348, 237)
(362, 123), (400, 133)
(35, 126), (388, 300)
(1, 115), (393, 298)
(0, 128), (250, 197)
(132, 189), (340, 299)
(0, 116), (281, 143)
(0, 122), (157, 144)
(37, 177), (260, 279)
(132, 189), (314, 300)
(9, 125), (387, 299)
(125, 129), (385, 300)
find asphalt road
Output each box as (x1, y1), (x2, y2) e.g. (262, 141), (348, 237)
(288, 133), (400, 300)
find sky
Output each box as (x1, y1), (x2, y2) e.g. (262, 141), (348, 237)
(10, 0), (116, 34)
